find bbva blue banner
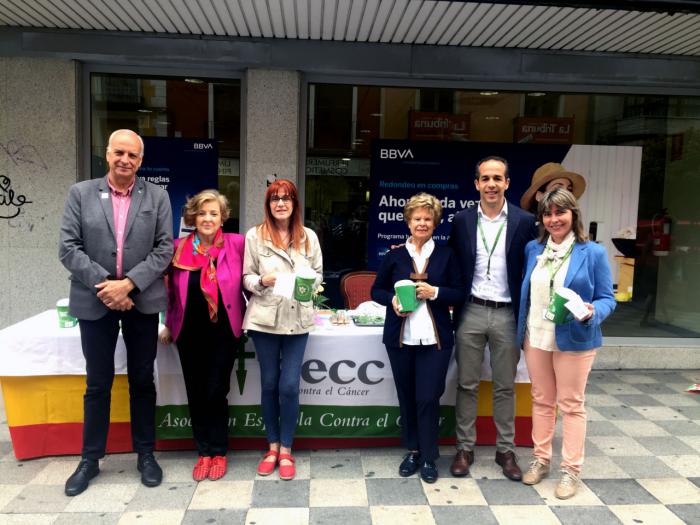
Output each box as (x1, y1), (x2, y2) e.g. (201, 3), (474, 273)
(366, 139), (570, 269)
(140, 137), (218, 237)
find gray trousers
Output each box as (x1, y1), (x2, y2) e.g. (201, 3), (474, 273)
(455, 302), (520, 453)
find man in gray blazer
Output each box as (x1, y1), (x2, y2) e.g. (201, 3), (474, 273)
(59, 129), (173, 496)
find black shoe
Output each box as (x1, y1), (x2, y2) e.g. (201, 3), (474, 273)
(420, 460), (438, 483)
(65, 458), (99, 496)
(398, 452), (421, 477)
(137, 452), (163, 487)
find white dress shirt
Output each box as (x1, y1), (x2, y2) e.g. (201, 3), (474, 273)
(402, 238), (438, 346)
(471, 201), (510, 302)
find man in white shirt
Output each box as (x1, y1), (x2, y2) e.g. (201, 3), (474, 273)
(448, 156), (537, 480)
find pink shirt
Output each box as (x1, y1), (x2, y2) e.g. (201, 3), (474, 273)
(107, 179), (134, 278)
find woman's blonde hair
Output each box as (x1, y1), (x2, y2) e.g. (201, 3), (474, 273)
(404, 192), (443, 224)
(182, 189), (230, 227)
(537, 188), (587, 243)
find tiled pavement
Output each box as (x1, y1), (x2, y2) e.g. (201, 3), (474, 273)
(1, 369), (699, 524)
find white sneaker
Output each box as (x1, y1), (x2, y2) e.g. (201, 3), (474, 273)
(522, 458), (550, 485)
(555, 468), (580, 499)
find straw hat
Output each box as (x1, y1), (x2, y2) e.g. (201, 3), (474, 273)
(520, 162), (586, 211)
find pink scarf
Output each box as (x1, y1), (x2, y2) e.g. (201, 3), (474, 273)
(172, 229), (224, 321)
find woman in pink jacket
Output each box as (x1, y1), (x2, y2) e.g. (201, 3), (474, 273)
(159, 190), (245, 482)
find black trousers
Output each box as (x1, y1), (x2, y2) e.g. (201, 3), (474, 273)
(385, 344), (453, 462)
(177, 334), (237, 457)
(78, 309), (158, 460)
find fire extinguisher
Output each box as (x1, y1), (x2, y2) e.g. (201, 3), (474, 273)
(651, 209), (672, 256)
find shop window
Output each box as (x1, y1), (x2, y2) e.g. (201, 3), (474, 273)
(305, 83), (700, 338)
(90, 73), (241, 231)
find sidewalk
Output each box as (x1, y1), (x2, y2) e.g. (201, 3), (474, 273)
(1, 369), (699, 524)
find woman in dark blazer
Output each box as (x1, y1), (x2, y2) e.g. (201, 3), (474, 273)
(159, 189), (245, 482)
(371, 192), (465, 483)
(516, 188), (615, 499)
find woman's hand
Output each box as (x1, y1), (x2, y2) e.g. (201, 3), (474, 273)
(391, 295), (409, 318)
(158, 327), (173, 345)
(260, 272), (277, 287)
(416, 282), (436, 301)
(579, 303), (595, 322)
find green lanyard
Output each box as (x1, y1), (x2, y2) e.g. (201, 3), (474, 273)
(477, 214), (506, 280)
(546, 244), (574, 301)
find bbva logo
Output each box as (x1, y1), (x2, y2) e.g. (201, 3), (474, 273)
(380, 148), (414, 159)
(194, 143), (214, 150)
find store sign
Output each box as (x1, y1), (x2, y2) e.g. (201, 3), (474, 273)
(306, 157), (369, 177)
(409, 111), (470, 141)
(515, 117), (574, 144)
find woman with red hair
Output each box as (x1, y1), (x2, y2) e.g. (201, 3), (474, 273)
(242, 179), (323, 480)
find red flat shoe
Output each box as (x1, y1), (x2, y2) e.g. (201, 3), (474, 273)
(257, 450), (279, 476)
(208, 455), (227, 481)
(278, 453), (296, 480)
(192, 456), (211, 481)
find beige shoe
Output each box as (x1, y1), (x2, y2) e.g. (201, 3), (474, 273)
(522, 458), (550, 485)
(555, 468), (580, 499)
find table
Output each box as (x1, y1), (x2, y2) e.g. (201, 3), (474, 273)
(0, 310), (532, 459)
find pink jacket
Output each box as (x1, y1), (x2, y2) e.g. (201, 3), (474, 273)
(165, 233), (245, 341)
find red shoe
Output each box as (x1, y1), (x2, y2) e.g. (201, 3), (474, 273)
(192, 456), (211, 481)
(257, 450), (279, 476)
(278, 453), (296, 480)
(208, 455), (227, 481)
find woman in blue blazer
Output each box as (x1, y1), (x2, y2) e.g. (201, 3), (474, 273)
(516, 189), (615, 499)
(371, 193), (465, 483)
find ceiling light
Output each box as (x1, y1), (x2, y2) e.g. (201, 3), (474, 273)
(341, 157), (351, 161)
(484, 116), (500, 120)
(137, 109), (152, 113)
(370, 113), (383, 117)
(184, 78), (204, 84)
(480, 91), (499, 96)
(527, 92), (547, 97)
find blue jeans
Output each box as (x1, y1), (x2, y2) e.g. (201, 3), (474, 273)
(249, 331), (309, 448)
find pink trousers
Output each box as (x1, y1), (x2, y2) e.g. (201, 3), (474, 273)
(524, 339), (596, 473)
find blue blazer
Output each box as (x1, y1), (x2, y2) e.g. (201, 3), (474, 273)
(448, 201), (537, 323)
(516, 240), (616, 351)
(371, 243), (465, 349)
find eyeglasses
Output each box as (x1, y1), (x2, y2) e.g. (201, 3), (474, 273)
(271, 195), (291, 203)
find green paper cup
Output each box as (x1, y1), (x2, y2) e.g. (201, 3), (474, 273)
(56, 298), (77, 328)
(294, 268), (316, 302)
(394, 280), (419, 313)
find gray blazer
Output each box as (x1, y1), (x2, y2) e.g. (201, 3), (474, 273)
(59, 175), (173, 320)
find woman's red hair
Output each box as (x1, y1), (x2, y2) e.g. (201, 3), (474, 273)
(260, 179), (309, 253)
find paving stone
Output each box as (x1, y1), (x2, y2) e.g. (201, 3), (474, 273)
(309, 454), (364, 479)
(533, 478), (603, 506)
(369, 505), (435, 525)
(361, 454), (401, 479)
(667, 504), (700, 524)
(632, 406), (688, 421)
(365, 478), (427, 506)
(251, 479), (309, 508)
(189, 480), (253, 509)
(584, 479), (659, 505)
(609, 420), (669, 437)
(595, 406), (646, 421)
(609, 504), (685, 525)
(125, 482), (196, 511)
(181, 509), (247, 525)
(53, 513), (121, 525)
(631, 383), (681, 395)
(580, 457), (630, 479)
(653, 419), (700, 436)
(309, 479), (367, 507)
(637, 477), (700, 505)
(2, 484), (70, 513)
(613, 394), (662, 407)
(587, 437), (652, 457)
(634, 436), (697, 456)
(490, 504), (560, 525)
(431, 505), (498, 525)
(610, 456), (681, 479)
(63, 483), (138, 513)
(596, 383), (643, 395)
(550, 505), (622, 525)
(421, 478), (487, 506)
(0, 514), (59, 524)
(586, 421), (626, 437)
(309, 506), (371, 525)
(658, 455), (700, 477)
(476, 479), (544, 505)
(116, 510), (186, 524)
(244, 507), (309, 525)
(0, 460), (51, 484)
